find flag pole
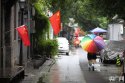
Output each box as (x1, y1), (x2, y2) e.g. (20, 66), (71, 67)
(19, 8), (24, 66)
(58, 0), (60, 36)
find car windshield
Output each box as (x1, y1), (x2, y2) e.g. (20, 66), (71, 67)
(57, 37), (68, 43)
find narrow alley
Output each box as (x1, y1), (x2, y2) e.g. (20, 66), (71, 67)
(47, 47), (124, 83)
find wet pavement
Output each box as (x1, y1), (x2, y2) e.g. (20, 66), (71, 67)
(19, 47), (124, 83)
(48, 47), (124, 83)
(49, 54), (86, 83)
(78, 48), (124, 83)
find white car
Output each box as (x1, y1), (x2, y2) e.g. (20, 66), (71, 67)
(56, 37), (69, 55)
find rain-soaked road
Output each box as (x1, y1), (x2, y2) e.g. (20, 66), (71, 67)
(48, 47), (124, 83)
(49, 48), (86, 83)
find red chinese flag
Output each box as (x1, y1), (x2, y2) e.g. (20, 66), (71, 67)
(16, 25), (30, 46)
(49, 10), (61, 35)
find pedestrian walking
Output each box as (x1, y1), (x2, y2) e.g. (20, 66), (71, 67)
(87, 52), (97, 71)
(80, 34), (105, 71)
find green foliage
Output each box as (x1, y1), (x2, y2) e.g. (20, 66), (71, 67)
(45, 39), (58, 57)
(97, 17), (109, 29)
(37, 40), (46, 55)
(38, 39), (58, 57)
(90, 0), (125, 20)
(32, 0), (59, 57)
(33, 0), (51, 37)
(37, 76), (44, 83)
(37, 73), (49, 83)
(72, 0), (109, 30)
(30, 0), (55, 57)
(45, 0), (109, 31)
(34, 1), (48, 15)
(29, 0), (38, 3)
(32, 0), (121, 31)
(34, 14), (51, 56)
(35, 13), (50, 39)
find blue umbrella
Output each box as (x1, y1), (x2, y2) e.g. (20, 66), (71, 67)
(90, 27), (107, 33)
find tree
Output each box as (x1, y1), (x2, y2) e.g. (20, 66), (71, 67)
(90, 0), (125, 20)
(29, 0), (59, 57)
(57, 0), (109, 30)
(32, 0), (110, 31)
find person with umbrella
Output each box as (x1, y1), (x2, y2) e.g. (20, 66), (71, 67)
(80, 34), (105, 71)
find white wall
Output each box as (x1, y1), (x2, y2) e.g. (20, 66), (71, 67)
(108, 24), (123, 41)
(49, 25), (54, 39)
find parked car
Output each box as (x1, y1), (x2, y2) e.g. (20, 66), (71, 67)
(100, 40), (125, 64)
(56, 37), (69, 55)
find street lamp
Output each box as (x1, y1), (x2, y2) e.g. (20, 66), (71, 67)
(19, 0), (26, 66)
(19, 0), (26, 10)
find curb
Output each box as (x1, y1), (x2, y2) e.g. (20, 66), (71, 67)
(20, 58), (56, 83)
